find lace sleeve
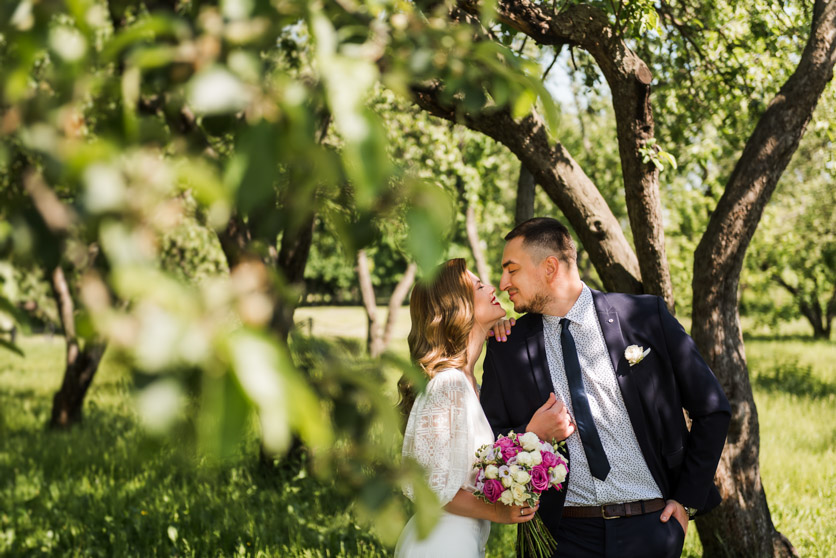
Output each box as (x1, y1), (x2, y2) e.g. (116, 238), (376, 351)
(402, 370), (474, 506)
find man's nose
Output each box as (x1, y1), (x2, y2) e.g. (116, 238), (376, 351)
(499, 272), (510, 291)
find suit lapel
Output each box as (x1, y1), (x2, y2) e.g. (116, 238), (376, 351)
(591, 290), (664, 489)
(524, 315), (553, 404)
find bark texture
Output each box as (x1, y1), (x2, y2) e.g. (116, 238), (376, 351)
(515, 166), (536, 225)
(49, 266), (107, 429)
(692, 2), (836, 556)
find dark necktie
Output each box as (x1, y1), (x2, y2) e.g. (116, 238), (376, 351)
(560, 318), (611, 481)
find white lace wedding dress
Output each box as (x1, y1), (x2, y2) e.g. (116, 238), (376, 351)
(395, 368), (495, 558)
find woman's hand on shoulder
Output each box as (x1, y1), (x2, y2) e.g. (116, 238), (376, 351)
(493, 502), (539, 524)
(487, 317), (516, 342)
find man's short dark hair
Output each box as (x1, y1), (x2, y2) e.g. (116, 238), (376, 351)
(505, 217), (577, 264)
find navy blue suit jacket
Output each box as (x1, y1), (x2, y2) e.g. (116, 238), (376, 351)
(480, 290), (731, 537)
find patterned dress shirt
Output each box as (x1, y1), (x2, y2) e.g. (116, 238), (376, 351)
(542, 284), (663, 506)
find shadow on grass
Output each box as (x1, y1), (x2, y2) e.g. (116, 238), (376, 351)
(751, 358), (836, 400)
(742, 331), (831, 342)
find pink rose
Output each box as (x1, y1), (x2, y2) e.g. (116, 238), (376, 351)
(501, 444), (520, 462)
(530, 465), (550, 493)
(540, 451), (558, 469)
(495, 436), (514, 450)
(483, 479), (504, 503)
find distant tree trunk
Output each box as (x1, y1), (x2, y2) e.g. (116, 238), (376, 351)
(692, 2), (836, 555)
(358, 250), (417, 357)
(382, 262), (417, 351)
(773, 274), (833, 339)
(465, 205), (492, 285)
(273, 213), (317, 343)
(515, 166), (536, 225)
(49, 266), (107, 429)
(357, 249), (382, 356)
(217, 212), (254, 269)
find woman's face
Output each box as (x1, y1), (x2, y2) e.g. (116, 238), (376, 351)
(468, 270), (506, 327)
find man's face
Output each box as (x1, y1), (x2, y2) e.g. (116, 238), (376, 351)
(499, 237), (552, 314)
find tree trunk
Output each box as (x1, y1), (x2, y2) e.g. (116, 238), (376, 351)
(358, 251), (417, 358)
(49, 266), (107, 429)
(357, 249), (382, 357)
(217, 212), (254, 270)
(380, 262), (417, 353)
(273, 213), (317, 343)
(772, 274), (829, 339)
(515, 166), (536, 225)
(801, 296), (827, 340)
(692, 2), (836, 555)
(465, 204), (492, 285)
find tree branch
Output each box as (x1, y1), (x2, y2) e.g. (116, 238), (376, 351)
(412, 81), (643, 294)
(457, 0), (672, 307)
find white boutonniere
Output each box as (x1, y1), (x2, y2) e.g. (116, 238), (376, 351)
(624, 345), (651, 366)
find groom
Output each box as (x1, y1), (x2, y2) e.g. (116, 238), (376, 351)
(481, 217), (730, 557)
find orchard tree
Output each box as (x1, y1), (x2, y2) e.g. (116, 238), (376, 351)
(406, 0), (836, 556)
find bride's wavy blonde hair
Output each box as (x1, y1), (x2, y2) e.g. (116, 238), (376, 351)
(397, 259), (475, 424)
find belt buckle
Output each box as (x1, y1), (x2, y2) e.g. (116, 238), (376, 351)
(601, 505), (621, 520)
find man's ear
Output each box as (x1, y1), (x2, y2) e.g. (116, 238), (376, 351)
(543, 255), (560, 282)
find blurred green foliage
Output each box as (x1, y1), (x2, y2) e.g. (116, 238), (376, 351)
(0, 0), (559, 540)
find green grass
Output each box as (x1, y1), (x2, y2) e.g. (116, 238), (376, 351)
(0, 337), (388, 557)
(1, 311), (834, 556)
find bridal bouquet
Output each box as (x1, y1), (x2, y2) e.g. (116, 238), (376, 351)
(473, 431), (568, 558)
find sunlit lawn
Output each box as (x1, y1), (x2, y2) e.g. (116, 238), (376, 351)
(1, 309), (833, 556)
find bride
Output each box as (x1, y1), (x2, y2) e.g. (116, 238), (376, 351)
(395, 258), (537, 557)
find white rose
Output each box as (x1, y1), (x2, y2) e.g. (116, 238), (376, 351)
(528, 451), (542, 466)
(624, 344), (643, 361)
(624, 344), (651, 366)
(519, 431), (541, 451)
(499, 489), (514, 506)
(509, 465), (520, 475)
(515, 452), (531, 467)
(502, 476), (513, 488)
(485, 465), (499, 480)
(510, 484), (527, 504)
(551, 463), (568, 484)
(513, 470), (531, 485)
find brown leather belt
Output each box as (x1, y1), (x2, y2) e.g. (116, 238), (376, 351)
(562, 498), (666, 519)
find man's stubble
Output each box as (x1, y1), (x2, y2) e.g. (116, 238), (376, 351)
(514, 290), (553, 315)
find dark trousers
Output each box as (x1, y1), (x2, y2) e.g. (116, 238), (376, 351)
(552, 510), (686, 558)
